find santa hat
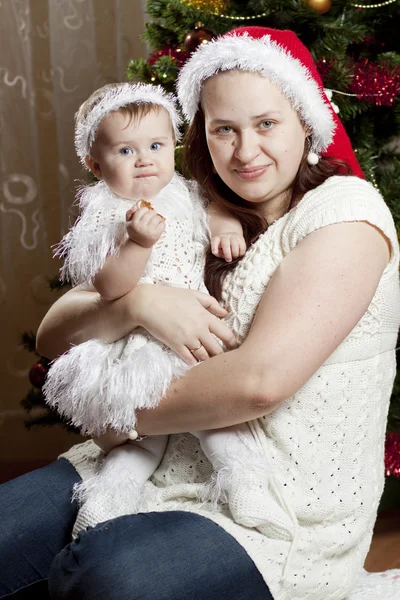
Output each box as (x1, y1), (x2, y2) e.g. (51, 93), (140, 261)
(75, 82), (182, 166)
(177, 26), (363, 178)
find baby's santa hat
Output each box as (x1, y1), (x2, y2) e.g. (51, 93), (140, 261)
(177, 26), (363, 178)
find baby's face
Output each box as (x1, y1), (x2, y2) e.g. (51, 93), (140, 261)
(90, 107), (175, 201)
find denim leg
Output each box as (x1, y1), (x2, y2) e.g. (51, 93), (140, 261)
(0, 458), (80, 600)
(49, 510), (273, 600)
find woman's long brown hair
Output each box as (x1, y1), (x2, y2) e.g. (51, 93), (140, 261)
(182, 107), (352, 301)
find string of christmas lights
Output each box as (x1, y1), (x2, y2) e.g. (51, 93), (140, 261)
(180, 0), (399, 19)
(350, 0), (398, 8)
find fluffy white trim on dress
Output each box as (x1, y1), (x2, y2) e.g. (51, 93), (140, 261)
(54, 173), (203, 286)
(43, 333), (190, 436)
(197, 429), (295, 541)
(177, 32), (335, 154)
(72, 458), (143, 510)
(54, 181), (129, 286)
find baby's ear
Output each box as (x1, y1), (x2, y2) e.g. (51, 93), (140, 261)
(85, 155), (102, 179)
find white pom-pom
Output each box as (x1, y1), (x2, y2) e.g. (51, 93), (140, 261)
(307, 152), (320, 166)
(324, 88), (340, 114)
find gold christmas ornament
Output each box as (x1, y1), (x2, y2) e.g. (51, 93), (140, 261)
(304, 0), (332, 14)
(180, 0), (228, 14)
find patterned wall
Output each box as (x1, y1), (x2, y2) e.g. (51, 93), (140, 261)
(0, 0), (147, 467)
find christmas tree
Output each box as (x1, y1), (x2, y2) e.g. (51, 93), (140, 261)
(23, 0), (400, 498)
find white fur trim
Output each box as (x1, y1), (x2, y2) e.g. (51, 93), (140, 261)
(43, 333), (190, 437)
(53, 173), (198, 287)
(75, 82), (182, 164)
(177, 33), (335, 153)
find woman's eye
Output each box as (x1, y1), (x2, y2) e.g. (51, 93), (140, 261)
(259, 120), (273, 130)
(150, 142), (162, 151)
(119, 147), (133, 155)
(216, 125), (233, 134)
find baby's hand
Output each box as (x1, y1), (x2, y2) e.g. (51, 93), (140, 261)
(211, 233), (246, 262)
(126, 202), (166, 248)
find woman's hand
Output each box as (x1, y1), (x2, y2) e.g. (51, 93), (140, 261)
(133, 284), (237, 365)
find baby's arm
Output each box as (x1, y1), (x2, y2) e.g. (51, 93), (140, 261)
(94, 203), (165, 301)
(208, 201), (246, 262)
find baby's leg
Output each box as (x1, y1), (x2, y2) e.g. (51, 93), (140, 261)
(194, 424), (251, 470)
(194, 426), (294, 540)
(73, 435), (168, 537)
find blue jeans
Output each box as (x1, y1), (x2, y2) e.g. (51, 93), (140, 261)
(0, 458), (273, 600)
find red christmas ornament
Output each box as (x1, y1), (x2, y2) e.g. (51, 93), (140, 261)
(184, 24), (215, 53)
(349, 59), (400, 107)
(316, 57), (332, 84)
(385, 431), (400, 479)
(29, 360), (49, 389)
(148, 46), (189, 68)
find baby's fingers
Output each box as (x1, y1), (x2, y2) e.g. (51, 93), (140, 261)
(211, 236), (222, 257)
(229, 238), (241, 260)
(220, 237), (233, 262)
(126, 204), (140, 221)
(238, 237), (247, 257)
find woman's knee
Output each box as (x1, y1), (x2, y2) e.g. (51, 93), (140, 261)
(48, 520), (131, 599)
(47, 512), (201, 599)
(48, 514), (165, 600)
(48, 511), (270, 600)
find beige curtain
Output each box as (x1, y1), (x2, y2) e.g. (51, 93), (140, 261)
(0, 0), (147, 470)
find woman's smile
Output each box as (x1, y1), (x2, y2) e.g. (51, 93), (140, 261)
(235, 165), (270, 179)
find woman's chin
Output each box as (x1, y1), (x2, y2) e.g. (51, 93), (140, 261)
(232, 184), (273, 205)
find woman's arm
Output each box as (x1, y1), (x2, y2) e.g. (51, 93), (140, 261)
(36, 284), (235, 362)
(132, 220), (390, 436)
(36, 285), (133, 358)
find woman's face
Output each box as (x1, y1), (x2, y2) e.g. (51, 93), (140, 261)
(202, 70), (308, 221)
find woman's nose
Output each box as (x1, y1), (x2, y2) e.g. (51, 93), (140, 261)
(233, 131), (260, 164)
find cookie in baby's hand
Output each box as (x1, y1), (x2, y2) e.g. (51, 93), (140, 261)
(139, 199), (154, 210)
(139, 199), (166, 221)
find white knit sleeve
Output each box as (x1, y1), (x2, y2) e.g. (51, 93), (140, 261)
(54, 182), (129, 286)
(282, 176), (399, 274)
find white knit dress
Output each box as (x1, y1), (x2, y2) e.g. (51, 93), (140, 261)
(61, 176), (400, 600)
(44, 173), (208, 436)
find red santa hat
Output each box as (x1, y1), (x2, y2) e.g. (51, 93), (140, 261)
(177, 26), (363, 178)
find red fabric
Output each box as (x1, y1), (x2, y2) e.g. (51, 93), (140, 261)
(226, 26), (364, 179)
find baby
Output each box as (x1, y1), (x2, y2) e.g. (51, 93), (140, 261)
(44, 82), (264, 533)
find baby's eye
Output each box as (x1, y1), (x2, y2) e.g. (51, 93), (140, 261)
(216, 125), (233, 134)
(119, 147), (133, 155)
(259, 120), (273, 130)
(150, 142), (162, 151)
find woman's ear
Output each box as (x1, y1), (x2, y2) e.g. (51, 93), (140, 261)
(85, 155), (102, 179)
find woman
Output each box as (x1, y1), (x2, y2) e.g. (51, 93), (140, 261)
(2, 26), (400, 600)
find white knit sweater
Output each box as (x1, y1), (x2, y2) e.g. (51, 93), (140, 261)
(61, 176), (400, 600)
